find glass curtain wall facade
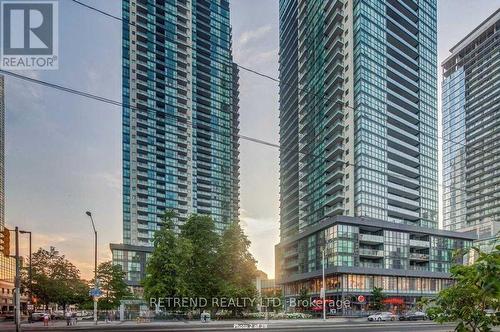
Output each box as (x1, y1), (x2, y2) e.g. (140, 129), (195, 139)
(278, 0), (439, 246)
(276, 216), (473, 312)
(0, 76), (16, 312)
(442, 69), (466, 231)
(353, 0), (438, 228)
(276, 1), (465, 308)
(442, 9), (500, 249)
(116, 0), (240, 287)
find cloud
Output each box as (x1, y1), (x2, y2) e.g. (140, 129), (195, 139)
(238, 25), (272, 46)
(234, 47), (279, 69)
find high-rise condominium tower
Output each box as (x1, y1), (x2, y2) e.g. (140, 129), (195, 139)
(112, 0), (240, 289)
(0, 76), (16, 312)
(279, 0), (438, 239)
(442, 9), (500, 253)
(276, 0), (472, 308)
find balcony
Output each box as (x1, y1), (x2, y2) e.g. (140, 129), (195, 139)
(325, 157), (344, 173)
(387, 193), (420, 210)
(409, 253), (429, 261)
(359, 234), (384, 244)
(388, 181), (420, 199)
(324, 203), (344, 217)
(325, 179), (344, 195)
(387, 158), (420, 178)
(409, 239), (430, 248)
(284, 248), (299, 258)
(388, 205), (420, 221)
(325, 192), (344, 207)
(388, 171), (420, 188)
(359, 249), (384, 258)
(284, 259), (298, 269)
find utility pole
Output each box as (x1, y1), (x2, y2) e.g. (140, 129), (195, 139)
(14, 227), (20, 332)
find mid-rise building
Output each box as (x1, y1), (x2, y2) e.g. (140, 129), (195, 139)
(276, 216), (473, 312)
(112, 0), (240, 290)
(276, 0), (472, 310)
(442, 9), (500, 254)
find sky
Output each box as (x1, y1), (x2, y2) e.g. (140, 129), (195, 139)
(4, 0), (500, 280)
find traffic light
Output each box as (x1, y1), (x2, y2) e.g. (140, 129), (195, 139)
(1, 227), (10, 257)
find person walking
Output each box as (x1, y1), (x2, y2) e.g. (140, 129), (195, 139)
(66, 311), (72, 326)
(43, 312), (49, 326)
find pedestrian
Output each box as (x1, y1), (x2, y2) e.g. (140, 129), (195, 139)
(43, 312), (49, 326)
(65, 311), (71, 326)
(71, 311), (77, 325)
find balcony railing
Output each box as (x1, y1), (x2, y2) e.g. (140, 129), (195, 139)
(410, 239), (430, 248)
(409, 253), (429, 260)
(359, 262), (383, 269)
(359, 234), (384, 243)
(359, 249), (384, 257)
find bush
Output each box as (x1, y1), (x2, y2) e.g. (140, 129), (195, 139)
(242, 312), (312, 319)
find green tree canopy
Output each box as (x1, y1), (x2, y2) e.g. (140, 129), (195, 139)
(428, 246), (500, 332)
(90, 261), (131, 309)
(143, 211), (192, 305)
(25, 246), (89, 309)
(180, 214), (222, 302)
(143, 212), (259, 315)
(371, 287), (385, 311)
(217, 221), (258, 312)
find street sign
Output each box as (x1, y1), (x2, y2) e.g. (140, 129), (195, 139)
(89, 288), (102, 297)
(357, 295), (366, 303)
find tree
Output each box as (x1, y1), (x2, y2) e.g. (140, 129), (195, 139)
(180, 214), (222, 306)
(261, 288), (283, 313)
(217, 221), (258, 314)
(297, 287), (310, 312)
(144, 212), (261, 316)
(428, 246), (500, 332)
(143, 211), (192, 305)
(371, 287), (385, 311)
(91, 261), (131, 310)
(25, 247), (89, 310)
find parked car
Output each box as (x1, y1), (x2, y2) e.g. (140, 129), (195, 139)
(1, 312), (14, 321)
(399, 311), (428, 320)
(31, 312), (45, 322)
(51, 311), (65, 320)
(368, 312), (397, 321)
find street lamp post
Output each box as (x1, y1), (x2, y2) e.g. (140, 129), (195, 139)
(85, 211), (98, 325)
(14, 227), (20, 332)
(322, 248), (326, 321)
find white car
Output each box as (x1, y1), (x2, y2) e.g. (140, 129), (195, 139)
(368, 312), (397, 321)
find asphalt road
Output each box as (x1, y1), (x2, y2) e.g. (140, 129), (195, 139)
(1, 320), (461, 332)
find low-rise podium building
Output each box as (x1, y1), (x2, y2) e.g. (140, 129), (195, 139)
(275, 216), (475, 312)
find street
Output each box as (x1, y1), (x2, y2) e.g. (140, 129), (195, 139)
(0, 319), (469, 332)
